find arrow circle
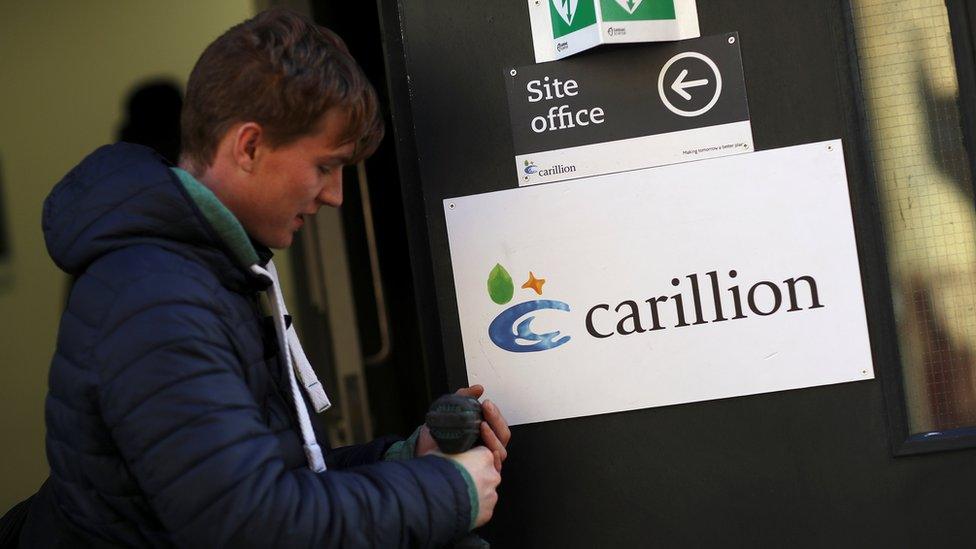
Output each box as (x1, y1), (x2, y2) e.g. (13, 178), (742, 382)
(657, 51), (723, 118)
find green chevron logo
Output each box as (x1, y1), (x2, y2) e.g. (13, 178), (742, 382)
(600, 0), (676, 22)
(550, 0), (597, 38)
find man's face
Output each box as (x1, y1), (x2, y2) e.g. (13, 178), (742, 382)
(238, 109), (355, 249)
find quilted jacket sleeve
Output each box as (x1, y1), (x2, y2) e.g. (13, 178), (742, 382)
(94, 272), (471, 548)
(326, 437), (401, 469)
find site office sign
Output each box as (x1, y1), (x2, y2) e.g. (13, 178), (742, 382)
(506, 33), (754, 186)
(444, 140), (874, 426)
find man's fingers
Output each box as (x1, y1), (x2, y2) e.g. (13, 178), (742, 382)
(483, 400), (511, 446)
(455, 384), (485, 399)
(481, 421), (508, 471)
(480, 421), (506, 456)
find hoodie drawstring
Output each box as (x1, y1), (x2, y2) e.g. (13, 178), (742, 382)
(251, 260), (330, 472)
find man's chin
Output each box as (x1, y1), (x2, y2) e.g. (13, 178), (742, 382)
(271, 235), (294, 249)
(253, 232), (293, 250)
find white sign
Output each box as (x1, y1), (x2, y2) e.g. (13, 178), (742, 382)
(444, 140), (874, 426)
(527, 0), (700, 62)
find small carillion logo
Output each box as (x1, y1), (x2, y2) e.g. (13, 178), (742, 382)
(522, 160), (577, 182)
(486, 263), (571, 353)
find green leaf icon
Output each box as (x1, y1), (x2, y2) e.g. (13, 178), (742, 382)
(487, 263), (514, 304)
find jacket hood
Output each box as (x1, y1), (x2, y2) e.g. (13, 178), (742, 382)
(45, 143), (330, 473)
(43, 142), (268, 291)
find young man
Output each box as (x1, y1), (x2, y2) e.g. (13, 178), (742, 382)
(21, 9), (508, 547)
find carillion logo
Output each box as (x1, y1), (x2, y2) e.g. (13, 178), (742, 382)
(487, 264), (571, 353)
(522, 159), (577, 182)
(485, 265), (827, 353)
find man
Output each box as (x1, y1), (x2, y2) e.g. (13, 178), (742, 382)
(20, 9), (508, 548)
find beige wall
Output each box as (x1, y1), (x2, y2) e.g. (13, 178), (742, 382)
(0, 1), (272, 509)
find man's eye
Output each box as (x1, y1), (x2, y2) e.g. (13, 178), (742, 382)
(318, 166), (332, 175)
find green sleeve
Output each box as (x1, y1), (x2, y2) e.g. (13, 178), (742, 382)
(382, 426), (422, 461)
(383, 426), (478, 530)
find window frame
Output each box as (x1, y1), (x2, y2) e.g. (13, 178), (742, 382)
(845, 0), (976, 455)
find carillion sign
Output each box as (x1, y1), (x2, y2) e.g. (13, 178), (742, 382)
(444, 140), (874, 426)
(481, 263), (824, 353)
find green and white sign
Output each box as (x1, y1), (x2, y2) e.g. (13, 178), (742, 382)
(528, 0), (700, 62)
(600, 0), (676, 22)
(549, 0), (597, 38)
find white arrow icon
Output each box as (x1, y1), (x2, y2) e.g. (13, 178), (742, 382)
(657, 52), (723, 117)
(670, 69), (709, 101)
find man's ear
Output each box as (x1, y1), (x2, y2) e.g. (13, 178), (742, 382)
(232, 122), (263, 173)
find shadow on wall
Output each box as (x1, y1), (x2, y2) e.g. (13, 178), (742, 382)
(63, 79), (185, 299)
(117, 80), (183, 163)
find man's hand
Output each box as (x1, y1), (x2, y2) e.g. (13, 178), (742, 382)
(416, 385), (512, 471)
(446, 446), (501, 528)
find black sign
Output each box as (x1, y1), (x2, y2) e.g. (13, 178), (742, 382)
(505, 33), (750, 155)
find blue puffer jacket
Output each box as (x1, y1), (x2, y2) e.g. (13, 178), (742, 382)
(20, 143), (471, 548)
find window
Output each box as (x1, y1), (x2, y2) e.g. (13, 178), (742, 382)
(851, 0), (976, 449)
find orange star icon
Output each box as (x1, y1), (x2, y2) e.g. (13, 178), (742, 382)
(521, 272), (546, 295)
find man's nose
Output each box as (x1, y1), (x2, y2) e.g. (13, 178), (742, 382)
(318, 170), (343, 208)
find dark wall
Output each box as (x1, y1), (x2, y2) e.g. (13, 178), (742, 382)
(380, 1), (976, 546)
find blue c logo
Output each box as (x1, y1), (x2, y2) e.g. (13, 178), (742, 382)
(488, 300), (571, 353)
